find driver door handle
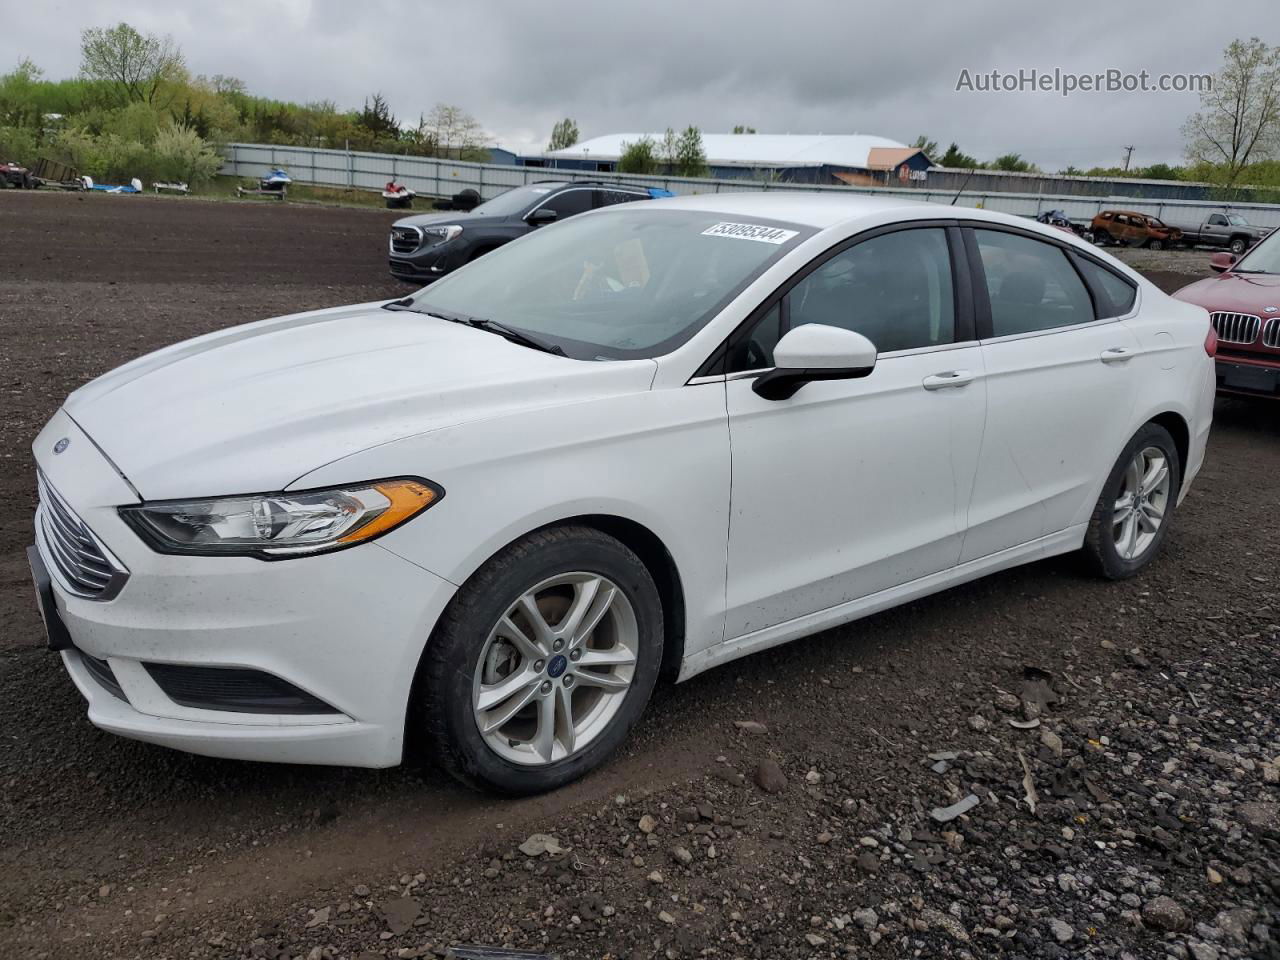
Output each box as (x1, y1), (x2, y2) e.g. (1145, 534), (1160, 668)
(922, 370), (976, 391)
(1100, 347), (1134, 364)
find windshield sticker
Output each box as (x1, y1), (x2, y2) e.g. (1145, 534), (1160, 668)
(702, 221), (799, 245)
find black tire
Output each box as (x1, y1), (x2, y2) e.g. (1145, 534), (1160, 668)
(1147, 238), (1164, 251)
(1094, 229), (1111, 246)
(1229, 237), (1248, 255)
(415, 525), (664, 794)
(1082, 423), (1181, 580)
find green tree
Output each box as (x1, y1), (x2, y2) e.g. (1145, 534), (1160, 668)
(79, 22), (185, 106)
(990, 152), (1037, 172)
(938, 142), (980, 168)
(355, 92), (399, 143)
(548, 117), (578, 151)
(658, 127), (678, 172)
(1139, 162), (1181, 181)
(732, 124), (756, 134)
(617, 135), (657, 174)
(911, 135), (938, 158)
(1183, 37), (1280, 186)
(152, 123), (222, 183)
(675, 125), (707, 177)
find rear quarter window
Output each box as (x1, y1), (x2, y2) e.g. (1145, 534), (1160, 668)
(1076, 258), (1138, 318)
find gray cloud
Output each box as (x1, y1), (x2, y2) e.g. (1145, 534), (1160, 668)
(2, 0), (1273, 170)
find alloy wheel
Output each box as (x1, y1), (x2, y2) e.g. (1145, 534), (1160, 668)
(471, 572), (638, 766)
(1112, 446), (1172, 560)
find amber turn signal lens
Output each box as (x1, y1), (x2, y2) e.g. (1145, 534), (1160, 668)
(336, 480), (439, 545)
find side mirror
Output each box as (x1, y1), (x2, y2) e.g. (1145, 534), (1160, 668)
(528, 207), (558, 226)
(1209, 251), (1237, 273)
(752, 324), (878, 401)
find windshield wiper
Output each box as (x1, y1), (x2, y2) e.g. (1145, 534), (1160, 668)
(383, 301), (565, 355)
(465, 317), (567, 356)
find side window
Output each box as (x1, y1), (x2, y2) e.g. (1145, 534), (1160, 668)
(788, 228), (955, 354)
(537, 189), (593, 220)
(596, 189), (646, 207)
(1075, 258), (1138, 318)
(975, 229), (1095, 337)
(728, 302), (783, 372)
(1208, 214), (1227, 226)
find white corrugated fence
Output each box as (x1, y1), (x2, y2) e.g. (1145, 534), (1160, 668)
(220, 143), (1280, 229)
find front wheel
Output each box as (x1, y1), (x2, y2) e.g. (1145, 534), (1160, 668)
(1229, 237), (1248, 255)
(1082, 423), (1180, 579)
(1093, 230), (1111, 246)
(416, 526), (664, 794)
(1147, 238), (1164, 251)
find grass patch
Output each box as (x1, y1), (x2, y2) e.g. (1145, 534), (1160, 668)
(189, 175), (427, 210)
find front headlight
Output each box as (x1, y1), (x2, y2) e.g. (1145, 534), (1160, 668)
(422, 225), (462, 244)
(119, 478), (442, 559)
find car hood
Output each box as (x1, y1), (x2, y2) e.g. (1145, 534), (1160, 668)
(62, 302), (657, 500)
(393, 210), (508, 230)
(1173, 271), (1280, 314)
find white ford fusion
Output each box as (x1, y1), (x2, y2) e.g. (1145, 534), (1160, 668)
(29, 193), (1214, 793)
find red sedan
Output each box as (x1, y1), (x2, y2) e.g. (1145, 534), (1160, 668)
(1174, 237), (1280, 398)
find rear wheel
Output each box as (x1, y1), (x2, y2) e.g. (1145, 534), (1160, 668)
(416, 526), (663, 794)
(1082, 423), (1180, 579)
(1229, 237), (1248, 255)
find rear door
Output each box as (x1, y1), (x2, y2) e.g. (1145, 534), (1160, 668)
(961, 226), (1140, 561)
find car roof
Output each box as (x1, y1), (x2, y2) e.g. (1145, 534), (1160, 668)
(639, 190), (1091, 240)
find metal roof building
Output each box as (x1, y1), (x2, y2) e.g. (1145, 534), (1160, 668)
(527, 133), (933, 186)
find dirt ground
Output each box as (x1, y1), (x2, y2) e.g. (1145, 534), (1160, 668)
(0, 191), (1276, 960)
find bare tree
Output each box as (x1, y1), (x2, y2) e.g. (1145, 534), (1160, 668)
(80, 22), (185, 106)
(423, 103), (485, 157)
(1183, 37), (1280, 185)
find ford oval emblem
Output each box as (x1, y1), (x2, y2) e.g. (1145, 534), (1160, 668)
(53, 437), (70, 455)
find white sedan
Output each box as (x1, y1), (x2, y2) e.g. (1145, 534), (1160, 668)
(29, 193), (1215, 793)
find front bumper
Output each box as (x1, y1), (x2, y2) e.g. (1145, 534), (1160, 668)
(32, 410), (457, 768)
(1215, 356), (1280, 398)
(388, 242), (465, 283)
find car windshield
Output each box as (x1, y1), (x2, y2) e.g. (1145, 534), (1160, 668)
(1232, 229), (1280, 274)
(467, 184), (565, 218)
(1227, 215), (1249, 226)
(406, 209), (811, 360)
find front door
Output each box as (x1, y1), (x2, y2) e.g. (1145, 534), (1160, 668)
(721, 225), (987, 639)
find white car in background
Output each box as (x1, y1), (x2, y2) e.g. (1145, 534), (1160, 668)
(29, 193), (1215, 794)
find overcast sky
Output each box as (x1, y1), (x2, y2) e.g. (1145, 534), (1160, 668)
(2, 0), (1274, 171)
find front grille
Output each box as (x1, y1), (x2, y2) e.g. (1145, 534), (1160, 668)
(389, 226), (421, 254)
(1264, 317), (1280, 349)
(36, 472), (128, 600)
(1211, 312), (1262, 345)
(79, 652), (127, 701)
(144, 663), (339, 715)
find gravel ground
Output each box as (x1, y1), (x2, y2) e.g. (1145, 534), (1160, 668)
(0, 192), (1276, 960)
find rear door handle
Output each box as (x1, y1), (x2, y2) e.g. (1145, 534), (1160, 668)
(1100, 347), (1134, 364)
(922, 370), (976, 390)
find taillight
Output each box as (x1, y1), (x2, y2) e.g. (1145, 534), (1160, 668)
(1204, 324), (1218, 357)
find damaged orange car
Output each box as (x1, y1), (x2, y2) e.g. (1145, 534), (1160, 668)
(1091, 210), (1183, 250)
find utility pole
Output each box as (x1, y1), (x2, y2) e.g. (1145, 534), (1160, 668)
(1121, 145), (1135, 171)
